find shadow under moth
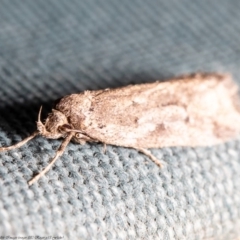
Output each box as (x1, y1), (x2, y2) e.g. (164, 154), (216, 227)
(1, 73), (240, 186)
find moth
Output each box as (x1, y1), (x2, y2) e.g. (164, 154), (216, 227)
(1, 73), (240, 185)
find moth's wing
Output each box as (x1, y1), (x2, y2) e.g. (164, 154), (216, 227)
(73, 73), (240, 148)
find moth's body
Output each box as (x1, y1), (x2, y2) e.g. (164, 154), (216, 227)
(50, 73), (240, 148)
(1, 73), (240, 185)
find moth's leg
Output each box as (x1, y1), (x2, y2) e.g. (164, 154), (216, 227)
(74, 133), (107, 154)
(74, 133), (94, 144)
(0, 131), (39, 152)
(136, 148), (163, 167)
(103, 143), (107, 154)
(78, 139), (86, 145)
(28, 132), (74, 186)
(75, 134), (107, 153)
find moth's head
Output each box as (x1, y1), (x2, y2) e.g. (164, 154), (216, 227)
(37, 108), (72, 139)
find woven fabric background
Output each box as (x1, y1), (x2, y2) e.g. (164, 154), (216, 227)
(0, 0), (240, 239)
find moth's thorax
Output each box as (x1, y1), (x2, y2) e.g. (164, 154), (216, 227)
(55, 92), (94, 131)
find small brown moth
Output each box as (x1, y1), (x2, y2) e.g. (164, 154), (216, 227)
(1, 73), (240, 185)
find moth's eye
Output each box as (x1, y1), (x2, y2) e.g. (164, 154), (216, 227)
(75, 133), (81, 138)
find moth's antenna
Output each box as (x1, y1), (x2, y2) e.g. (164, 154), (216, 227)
(28, 131), (74, 186)
(37, 105), (46, 134)
(0, 131), (39, 152)
(38, 105), (42, 122)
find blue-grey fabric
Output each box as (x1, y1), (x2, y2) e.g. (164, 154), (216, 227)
(0, 0), (240, 239)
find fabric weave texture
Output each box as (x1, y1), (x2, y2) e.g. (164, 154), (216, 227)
(0, 1), (240, 239)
